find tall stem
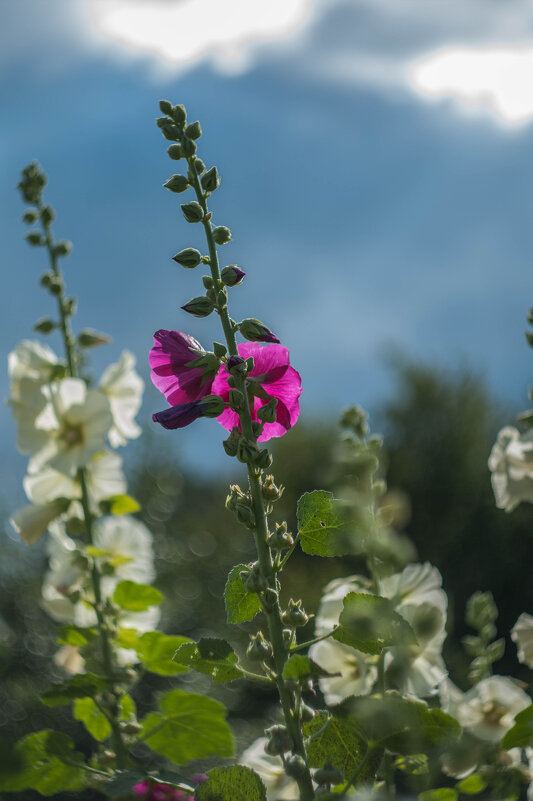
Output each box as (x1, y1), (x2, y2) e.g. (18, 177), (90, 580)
(188, 165), (315, 801)
(38, 210), (128, 768)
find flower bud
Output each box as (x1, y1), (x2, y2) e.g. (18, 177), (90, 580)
(255, 449), (273, 470)
(26, 231), (44, 246)
(281, 599), (309, 628)
(159, 99), (173, 115)
(22, 209), (38, 224)
(228, 389), (244, 411)
(237, 438), (260, 465)
(242, 564), (268, 593)
(251, 421), (263, 440)
(99, 750), (116, 766)
(33, 317), (56, 334)
(314, 762), (343, 787)
(267, 521), (294, 551)
(264, 725), (292, 756)
(161, 124), (181, 141)
(186, 121), (202, 140)
(168, 144), (183, 160)
(282, 629), (294, 648)
(201, 166), (220, 193)
(300, 703), (316, 722)
(225, 484), (247, 512)
(212, 225), (232, 244)
(48, 276), (63, 295)
(40, 205), (55, 225)
(216, 288), (228, 307)
(181, 136), (197, 157)
(285, 756), (308, 781)
(54, 240), (72, 257)
(63, 297), (77, 316)
(223, 428), (241, 457)
(198, 394), (226, 418)
(173, 247), (202, 268)
(213, 341), (227, 358)
(181, 296), (214, 317)
(239, 318), (280, 344)
(262, 476), (284, 502)
(262, 587), (279, 613)
(171, 104), (187, 125)
(227, 355), (247, 375)
(120, 720), (142, 735)
(202, 275), (214, 290)
(181, 201), (204, 223)
(235, 502), (256, 530)
(78, 328), (112, 348)
(164, 174), (189, 193)
(193, 158), (206, 174)
(221, 265), (246, 287)
(246, 632), (272, 662)
(156, 116), (169, 128)
(257, 398), (278, 424)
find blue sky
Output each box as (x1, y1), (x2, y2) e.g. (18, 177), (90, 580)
(1, 0), (533, 503)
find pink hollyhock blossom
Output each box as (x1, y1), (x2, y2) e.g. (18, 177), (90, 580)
(149, 330), (214, 405)
(133, 775), (206, 801)
(212, 342), (302, 442)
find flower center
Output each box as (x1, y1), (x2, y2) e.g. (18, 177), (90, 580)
(60, 424), (84, 447)
(482, 701), (507, 726)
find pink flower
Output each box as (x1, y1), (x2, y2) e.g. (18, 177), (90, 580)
(133, 775), (206, 801)
(149, 330), (214, 405)
(212, 342), (302, 442)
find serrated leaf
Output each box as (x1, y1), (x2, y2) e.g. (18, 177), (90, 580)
(332, 592), (417, 655)
(113, 580), (163, 612)
(0, 730), (85, 795)
(141, 689), (234, 763)
(303, 712), (368, 781)
(195, 766), (266, 801)
(41, 673), (109, 706)
(224, 564), (261, 624)
(73, 697), (112, 741)
(173, 638), (244, 683)
(136, 631), (191, 675)
(297, 490), (357, 557)
(501, 704), (533, 749)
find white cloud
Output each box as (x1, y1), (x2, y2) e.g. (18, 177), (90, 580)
(409, 45), (533, 127)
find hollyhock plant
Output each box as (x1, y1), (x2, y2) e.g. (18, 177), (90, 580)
(212, 342), (302, 442)
(149, 329), (217, 406)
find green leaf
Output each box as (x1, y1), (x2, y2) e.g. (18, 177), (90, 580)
(136, 631), (191, 675)
(224, 564), (261, 624)
(173, 638), (244, 683)
(195, 766), (266, 801)
(297, 490), (359, 557)
(282, 654), (337, 683)
(105, 494), (141, 515)
(73, 697), (112, 741)
(117, 627), (139, 649)
(333, 592), (417, 655)
(119, 693), (136, 720)
(303, 712), (368, 781)
(141, 689), (234, 763)
(456, 774), (487, 795)
(41, 673), (109, 706)
(113, 580), (163, 612)
(0, 731), (85, 795)
(501, 704), (533, 749)
(56, 624), (96, 646)
(419, 790), (457, 801)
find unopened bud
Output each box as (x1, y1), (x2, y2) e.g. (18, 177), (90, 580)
(181, 136), (197, 157)
(264, 725), (292, 756)
(202, 275), (214, 290)
(216, 288), (228, 307)
(48, 276), (63, 295)
(78, 328), (112, 348)
(171, 104), (187, 125)
(267, 521), (294, 550)
(40, 205), (54, 225)
(201, 166), (220, 193)
(228, 389), (244, 411)
(63, 297), (76, 316)
(282, 629), (294, 648)
(257, 398), (278, 424)
(193, 158), (206, 174)
(285, 756), (308, 780)
(161, 124), (181, 141)
(168, 144), (183, 160)
(213, 342), (227, 358)
(227, 355), (247, 375)
(164, 174), (189, 193)
(173, 247), (202, 268)
(120, 720), (142, 735)
(281, 599), (309, 628)
(242, 564), (268, 594)
(199, 394), (225, 417)
(262, 475), (284, 502)
(255, 449), (273, 470)
(182, 296), (214, 317)
(186, 121), (202, 140)
(99, 750), (116, 766)
(314, 762), (343, 787)
(181, 201), (204, 223)
(22, 209), (38, 224)
(251, 421), (264, 440)
(159, 99), (173, 115)
(156, 116), (169, 128)
(54, 240), (72, 257)
(221, 265), (246, 287)
(212, 225), (232, 245)
(33, 317), (55, 334)
(246, 632), (272, 661)
(235, 502), (256, 530)
(300, 703), (316, 722)
(237, 438), (260, 465)
(223, 427), (241, 457)
(239, 318), (280, 344)
(26, 231), (44, 246)
(262, 587), (279, 613)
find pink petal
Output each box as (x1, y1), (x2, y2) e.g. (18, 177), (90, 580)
(149, 329), (212, 405)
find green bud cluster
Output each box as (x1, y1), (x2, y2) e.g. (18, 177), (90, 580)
(267, 521), (294, 550)
(246, 631), (272, 662)
(241, 563), (268, 594)
(281, 599), (310, 628)
(264, 724), (293, 756)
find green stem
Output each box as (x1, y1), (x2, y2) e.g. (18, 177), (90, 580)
(39, 209), (128, 768)
(290, 628), (337, 653)
(188, 164), (315, 801)
(276, 534), (300, 573)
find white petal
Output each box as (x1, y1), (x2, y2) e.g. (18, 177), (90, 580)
(10, 500), (66, 545)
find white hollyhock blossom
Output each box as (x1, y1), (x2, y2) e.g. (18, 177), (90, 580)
(93, 516), (155, 588)
(447, 676), (530, 743)
(385, 603), (447, 698)
(8, 340), (62, 384)
(10, 498), (70, 546)
(512, 613), (533, 668)
(309, 638), (377, 705)
(314, 574), (371, 635)
(99, 351), (143, 447)
(379, 562), (447, 619)
(489, 426), (533, 512)
(54, 644), (86, 675)
(27, 378), (113, 475)
(241, 738), (299, 801)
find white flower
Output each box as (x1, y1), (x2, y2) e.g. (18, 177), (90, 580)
(386, 603), (447, 697)
(27, 378), (113, 475)
(24, 450), (127, 511)
(447, 676), (530, 743)
(241, 738), (299, 801)
(54, 644), (85, 675)
(10, 498), (69, 545)
(99, 351), (143, 447)
(379, 563), (448, 619)
(93, 516), (155, 587)
(512, 613), (533, 668)
(489, 426), (533, 512)
(309, 638), (377, 705)
(9, 378), (50, 454)
(8, 340), (62, 384)
(314, 574), (370, 635)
